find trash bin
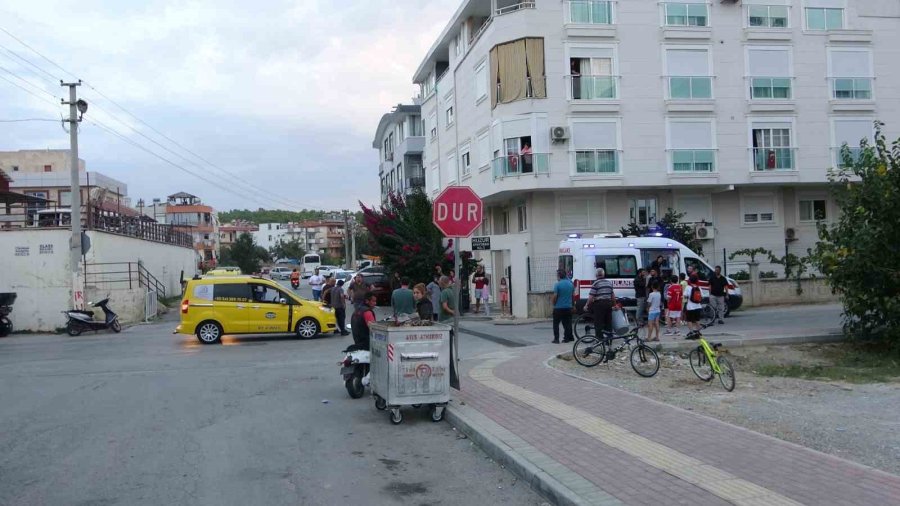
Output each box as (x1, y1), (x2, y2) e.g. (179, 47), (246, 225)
(369, 322), (451, 425)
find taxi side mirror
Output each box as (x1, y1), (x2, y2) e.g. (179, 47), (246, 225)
(279, 298), (288, 305)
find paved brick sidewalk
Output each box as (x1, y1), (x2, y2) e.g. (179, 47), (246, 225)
(452, 346), (900, 506)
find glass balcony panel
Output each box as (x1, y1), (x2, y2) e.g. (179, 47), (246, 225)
(670, 77), (691, 99)
(753, 147), (794, 171)
(825, 8), (843, 29)
(692, 77), (712, 98)
(687, 4), (708, 26)
(772, 78), (792, 99)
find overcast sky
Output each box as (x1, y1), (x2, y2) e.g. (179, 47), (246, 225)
(0, 0), (453, 212)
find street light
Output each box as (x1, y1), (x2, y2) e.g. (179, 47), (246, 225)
(76, 99), (88, 119)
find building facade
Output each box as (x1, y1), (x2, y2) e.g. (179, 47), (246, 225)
(401, 0), (900, 317)
(219, 220), (259, 246)
(253, 219), (347, 261)
(373, 105), (427, 203)
(165, 192), (220, 268)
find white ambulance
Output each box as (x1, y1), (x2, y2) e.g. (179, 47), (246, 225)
(558, 234), (743, 314)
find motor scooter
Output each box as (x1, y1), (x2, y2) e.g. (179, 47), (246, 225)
(63, 298), (121, 336)
(339, 344), (370, 399)
(0, 292), (16, 337)
(290, 278), (300, 290)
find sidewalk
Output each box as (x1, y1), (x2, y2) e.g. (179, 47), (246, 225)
(448, 345), (900, 506)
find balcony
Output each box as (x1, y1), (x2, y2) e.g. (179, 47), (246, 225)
(492, 153), (550, 179)
(496, 76), (547, 104)
(569, 75), (618, 100)
(575, 150), (619, 175)
(406, 176), (426, 189)
(752, 148), (796, 171)
(830, 78), (872, 100)
(567, 1), (613, 24)
(671, 149), (715, 173)
(668, 76), (712, 100)
(832, 147), (864, 168)
(496, 0), (535, 16)
(750, 77), (793, 99)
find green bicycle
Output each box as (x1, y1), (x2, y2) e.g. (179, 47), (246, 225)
(685, 324), (736, 391)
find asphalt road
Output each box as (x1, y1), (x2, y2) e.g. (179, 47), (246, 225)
(0, 298), (542, 505)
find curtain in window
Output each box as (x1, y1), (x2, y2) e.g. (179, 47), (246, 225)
(498, 39), (527, 103)
(525, 37), (546, 98)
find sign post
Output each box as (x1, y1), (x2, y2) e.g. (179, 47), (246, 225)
(432, 186), (483, 391)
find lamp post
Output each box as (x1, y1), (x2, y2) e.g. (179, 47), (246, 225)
(62, 81), (87, 309)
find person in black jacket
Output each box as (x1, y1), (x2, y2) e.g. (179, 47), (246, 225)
(633, 268), (648, 327)
(413, 283), (434, 321)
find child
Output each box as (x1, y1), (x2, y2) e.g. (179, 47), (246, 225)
(482, 277), (491, 316)
(665, 274), (683, 336)
(678, 272), (688, 326)
(646, 281), (661, 341)
(499, 277), (509, 315)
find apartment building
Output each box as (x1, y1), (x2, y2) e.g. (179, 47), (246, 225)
(373, 105), (427, 203)
(401, 0), (900, 317)
(253, 220), (347, 261)
(219, 220), (259, 246)
(165, 192), (220, 268)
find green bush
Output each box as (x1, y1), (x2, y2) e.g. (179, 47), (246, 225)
(731, 270), (750, 281)
(759, 271), (778, 279)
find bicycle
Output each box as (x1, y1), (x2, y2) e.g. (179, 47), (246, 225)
(572, 322), (659, 378)
(685, 322), (735, 391)
(574, 310), (642, 340)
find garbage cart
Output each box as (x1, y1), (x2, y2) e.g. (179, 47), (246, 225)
(369, 322), (451, 425)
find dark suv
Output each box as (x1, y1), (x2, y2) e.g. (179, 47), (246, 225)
(359, 273), (391, 306)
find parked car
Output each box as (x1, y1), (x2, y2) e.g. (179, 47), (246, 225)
(270, 266), (293, 280)
(330, 269), (354, 284)
(318, 265), (340, 277)
(356, 265), (386, 276)
(358, 272), (391, 306)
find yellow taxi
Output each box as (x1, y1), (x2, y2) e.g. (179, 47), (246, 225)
(176, 276), (337, 344)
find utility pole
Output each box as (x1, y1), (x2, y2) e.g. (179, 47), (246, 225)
(342, 210), (351, 269)
(62, 81), (87, 310)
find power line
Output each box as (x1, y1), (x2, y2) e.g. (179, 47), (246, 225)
(0, 72), (60, 108)
(0, 43), (60, 83)
(0, 26), (77, 81)
(0, 63), (61, 100)
(0, 118), (59, 122)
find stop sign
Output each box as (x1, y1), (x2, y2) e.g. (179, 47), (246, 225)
(433, 186), (483, 238)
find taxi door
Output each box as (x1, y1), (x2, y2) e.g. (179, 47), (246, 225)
(210, 282), (250, 334)
(247, 283), (292, 334)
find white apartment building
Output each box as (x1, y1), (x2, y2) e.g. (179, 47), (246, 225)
(398, 0), (900, 318)
(373, 105), (426, 203)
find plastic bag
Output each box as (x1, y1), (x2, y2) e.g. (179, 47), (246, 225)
(612, 307), (630, 336)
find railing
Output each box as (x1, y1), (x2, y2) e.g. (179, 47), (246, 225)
(492, 153), (550, 179)
(496, 76), (546, 103)
(496, 1), (536, 16)
(833, 147), (863, 168)
(667, 76), (712, 99)
(671, 149), (716, 172)
(575, 150), (619, 174)
(469, 16), (493, 48)
(83, 262), (167, 299)
(88, 204), (193, 248)
(569, 75), (618, 100)
(406, 176), (426, 189)
(0, 202), (73, 230)
(568, 0), (613, 24)
(749, 77), (792, 99)
(752, 147), (796, 171)
(664, 3), (709, 27)
(830, 77), (872, 100)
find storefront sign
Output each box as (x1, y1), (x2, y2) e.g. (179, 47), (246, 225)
(471, 237), (491, 251)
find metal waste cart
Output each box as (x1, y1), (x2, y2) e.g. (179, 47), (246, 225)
(369, 322), (451, 425)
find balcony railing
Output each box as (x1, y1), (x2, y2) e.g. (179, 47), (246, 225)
(569, 75), (618, 100)
(833, 146), (864, 168)
(752, 147), (796, 171)
(406, 176), (426, 189)
(830, 77), (873, 100)
(671, 149), (715, 172)
(496, 76), (547, 102)
(750, 77), (792, 99)
(575, 150), (619, 174)
(668, 76), (712, 99)
(568, 0), (613, 24)
(496, 1), (536, 16)
(492, 153), (550, 179)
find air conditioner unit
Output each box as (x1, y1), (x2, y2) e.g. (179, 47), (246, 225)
(694, 225), (714, 240)
(785, 227), (798, 241)
(551, 126), (570, 142)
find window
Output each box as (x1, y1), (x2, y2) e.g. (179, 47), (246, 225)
(799, 199), (827, 222)
(447, 153), (458, 183)
(58, 190), (72, 207)
(474, 61), (487, 103)
(828, 49), (872, 100)
(674, 195), (712, 223)
(516, 204), (527, 232)
(747, 48), (792, 99)
(490, 37), (546, 108)
(832, 119), (873, 167)
(569, 0), (613, 24)
(461, 151), (471, 176)
(477, 132), (491, 170)
(742, 193), (776, 225)
(666, 48), (712, 99)
(665, 2), (708, 27)
(684, 257), (712, 281)
(495, 136), (534, 176)
(806, 7), (842, 30)
(593, 255), (638, 278)
(630, 198), (658, 226)
(250, 284), (285, 304)
(572, 121), (619, 174)
(570, 49), (616, 100)
(668, 120), (715, 172)
(748, 5), (788, 27)
(430, 165), (439, 192)
(559, 197), (605, 231)
(494, 208), (510, 235)
(43, 165), (51, 172)
(751, 125), (794, 171)
(446, 106), (454, 126)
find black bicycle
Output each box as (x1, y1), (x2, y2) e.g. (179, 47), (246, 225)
(572, 323), (659, 377)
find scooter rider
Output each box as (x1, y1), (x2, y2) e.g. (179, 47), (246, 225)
(289, 268), (300, 289)
(350, 292), (377, 350)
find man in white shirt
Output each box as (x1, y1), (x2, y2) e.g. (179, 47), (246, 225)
(308, 268), (325, 301)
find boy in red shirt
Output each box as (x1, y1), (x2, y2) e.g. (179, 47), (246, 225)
(665, 275), (683, 336)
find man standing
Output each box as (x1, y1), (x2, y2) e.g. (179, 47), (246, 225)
(350, 292), (377, 350)
(331, 279), (349, 336)
(391, 277), (416, 316)
(438, 276), (456, 322)
(586, 268), (616, 334)
(551, 269), (575, 343)
(633, 268), (647, 328)
(391, 272), (402, 292)
(709, 266), (728, 324)
(472, 266), (487, 314)
(426, 275), (442, 321)
(308, 268), (325, 301)
(348, 273), (369, 306)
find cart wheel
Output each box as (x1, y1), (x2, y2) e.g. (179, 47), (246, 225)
(390, 408), (403, 425)
(430, 405), (445, 422)
(411, 404), (422, 409)
(374, 395), (387, 411)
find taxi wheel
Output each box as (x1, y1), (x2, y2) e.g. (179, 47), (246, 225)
(296, 318), (320, 339)
(196, 321), (223, 344)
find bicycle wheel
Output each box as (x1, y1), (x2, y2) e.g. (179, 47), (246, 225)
(717, 356), (736, 392)
(701, 305), (716, 325)
(688, 348), (714, 381)
(573, 314), (594, 340)
(629, 344), (660, 378)
(573, 335), (605, 367)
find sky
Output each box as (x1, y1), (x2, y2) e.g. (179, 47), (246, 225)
(0, 0), (454, 212)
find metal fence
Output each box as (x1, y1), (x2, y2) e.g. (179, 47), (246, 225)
(527, 254), (560, 292)
(145, 290), (159, 322)
(84, 262), (168, 299)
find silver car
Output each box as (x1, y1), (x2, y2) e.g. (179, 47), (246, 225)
(269, 266), (294, 280)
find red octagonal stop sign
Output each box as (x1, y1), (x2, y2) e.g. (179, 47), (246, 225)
(433, 186), (483, 238)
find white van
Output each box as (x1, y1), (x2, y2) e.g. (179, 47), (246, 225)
(558, 235), (743, 314)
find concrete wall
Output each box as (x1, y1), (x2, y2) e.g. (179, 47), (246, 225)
(740, 278), (838, 307)
(84, 286), (146, 324)
(85, 231), (197, 297)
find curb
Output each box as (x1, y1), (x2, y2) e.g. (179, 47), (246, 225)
(446, 402), (621, 506)
(653, 332), (845, 351)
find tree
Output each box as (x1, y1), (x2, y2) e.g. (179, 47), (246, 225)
(810, 122), (900, 343)
(270, 237), (305, 262)
(620, 208), (703, 255)
(729, 247), (772, 265)
(218, 208), (332, 225)
(222, 233), (270, 274)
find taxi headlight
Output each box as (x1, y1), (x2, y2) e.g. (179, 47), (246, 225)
(322, 307), (334, 313)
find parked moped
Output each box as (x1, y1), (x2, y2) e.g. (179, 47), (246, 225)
(0, 292), (16, 337)
(63, 298), (121, 336)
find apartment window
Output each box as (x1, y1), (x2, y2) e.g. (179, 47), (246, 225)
(572, 121), (619, 174)
(490, 37), (546, 108)
(748, 48), (792, 99)
(630, 199), (658, 227)
(461, 151), (471, 176)
(570, 49), (617, 100)
(447, 153), (458, 184)
(494, 208), (510, 235)
(58, 190), (72, 207)
(742, 193), (776, 225)
(474, 61), (488, 103)
(429, 112), (437, 140)
(832, 119), (873, 167)
(668, 119), (716, 172)
(665, 2), (708, 27)
(674, 195), (712, 223)
(828, 49), (872, 100)
(666, 48), (712, 99)
(569, 0), (613, 24)
(479, 212), (492, 236)
(445, 106), (454, 127)
(409, 116), (424, 136)
(799, 199), (827, 222)
(751, 124), (794, 171)
(495, 136), (535, 176)
(477, 131), (491, 170)
(748, 5), (788, 27)
(43, 164), (52, 172)
(805, 7), (843, 30)
(559, 197), (605, 231)
(430, 165), (439, 192)
(516, 204), (527, 232)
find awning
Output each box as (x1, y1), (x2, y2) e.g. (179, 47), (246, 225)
(0, 191), (52, 205)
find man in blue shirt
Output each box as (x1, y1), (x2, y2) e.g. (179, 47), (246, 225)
(551, 269), (575, 343)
